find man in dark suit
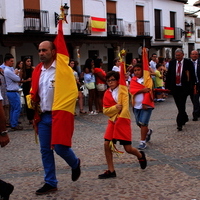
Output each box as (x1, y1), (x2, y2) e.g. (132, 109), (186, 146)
(190, 50), (200, 121)
(165, 48), (196, 131)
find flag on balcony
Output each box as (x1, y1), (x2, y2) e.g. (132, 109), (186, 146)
(52, 19), (78, 147)
(164, 27), (174, 38)
(91, 16), (106, 32)
(186, 31), (192, 37)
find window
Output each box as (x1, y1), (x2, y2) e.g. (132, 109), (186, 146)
(198, 29), (200, 38)
(155, 9), (161, 39)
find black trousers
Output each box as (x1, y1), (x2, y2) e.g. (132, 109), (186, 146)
(190, 84), (200, 119)
(172, 86), (189, 127)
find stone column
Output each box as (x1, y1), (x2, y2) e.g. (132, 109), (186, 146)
(10, 46), (16, 66)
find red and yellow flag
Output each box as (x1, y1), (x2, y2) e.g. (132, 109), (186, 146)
(164, 27), (174, 38)
(91, 16), (106, 32)
(52, 19), (78, 147)
(142, 47), (154, 106)
(186, 31), (192, 37)
(114, 60), (132, 141)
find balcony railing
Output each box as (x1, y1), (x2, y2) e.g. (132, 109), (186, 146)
(155, 26), (182, 41)
(172, 27), (182, 41)
(24, 9), (49, 33)
(136, 20), (150, 36)
(70, 14), (91, 35)
(107, 18), (123, 36)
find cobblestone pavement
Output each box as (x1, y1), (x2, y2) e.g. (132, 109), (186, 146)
(1, 95), (200, 200)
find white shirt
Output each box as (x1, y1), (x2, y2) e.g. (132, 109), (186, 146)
(176, 60), (183, 86)
(38, 61), (56, 112)
(192, 59), (199, 83)
(110, 86), (119, 103)
(112, 66), (120, 72)
(134, 77), (144, 109)
(0, 88), (3, 100)
(149, 60), (157, 72)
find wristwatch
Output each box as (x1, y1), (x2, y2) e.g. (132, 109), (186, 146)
(0, 130), (8, 136)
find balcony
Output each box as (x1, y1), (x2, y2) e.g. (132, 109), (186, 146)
(155, 26), (182, 41)
(107, 18), (124, 36)
(70, 14), (91, 35)
(24, 9), (49, 33)
(171, 27), (182, 41)
(136, 20), (150, 36)
(155, 26), (165, 40)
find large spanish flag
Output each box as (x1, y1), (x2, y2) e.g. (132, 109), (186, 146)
(164, 27), (174, 38)
(52, 19), (78, 147)
(114, 60), (132, 141)
(91, 16), (106, 32)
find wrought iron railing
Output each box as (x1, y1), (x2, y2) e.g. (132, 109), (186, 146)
(155, 26), (182, 41)
(70, 14), (91, 35)
(24, 9), (49, 33)
(136, 20), (150, 36)
(107, 18), (123, 36)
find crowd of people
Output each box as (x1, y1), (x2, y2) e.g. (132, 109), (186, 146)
(0, 44), (200, 198)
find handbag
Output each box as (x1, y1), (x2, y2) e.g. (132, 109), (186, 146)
(85, 82), (95, 90)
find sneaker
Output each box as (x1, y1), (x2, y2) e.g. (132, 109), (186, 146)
(35, 183), (57, 195)
(93, 110), (98, 115)
(11, 125), (23, 131)
(88, 111), (94, 115)
(146, 129), (153, 143)
(0, 182), (14, 200)
(138, 151), (147, 169)
(72, 158), (81, 181)
(98, 170), (116, 179)
(137, 142), (147, 150)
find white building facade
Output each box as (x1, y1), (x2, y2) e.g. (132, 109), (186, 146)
(0, 0), (187, 70)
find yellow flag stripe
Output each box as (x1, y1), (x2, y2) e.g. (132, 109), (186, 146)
(52, 53), (78, 113)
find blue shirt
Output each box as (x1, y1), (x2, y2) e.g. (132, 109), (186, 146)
(4, 66), (20, 91)
(0, 63), (6, 70)
(84, 73), (95, 84)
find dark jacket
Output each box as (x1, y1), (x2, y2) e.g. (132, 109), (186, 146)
(165, 58), (196, 92)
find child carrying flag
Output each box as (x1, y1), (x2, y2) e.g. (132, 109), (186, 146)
(129, 63), (154, 149)
(98, 71), (147, 179)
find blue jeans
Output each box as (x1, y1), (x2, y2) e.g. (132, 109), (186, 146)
(38, 113), (79, 187)
(133, 108), (153, 127)
(6, 92), (21, 127)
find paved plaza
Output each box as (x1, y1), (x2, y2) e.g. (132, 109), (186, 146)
(1, 95), (200, 200)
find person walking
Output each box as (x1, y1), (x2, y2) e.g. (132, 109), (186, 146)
(165, 48), (196, 131)
(3, 54), (23, 131)
(190, 50), (200, 121)
(98, 71), (147, 179)
(31, 41), (81, 195)
(0, 88), (14, 200)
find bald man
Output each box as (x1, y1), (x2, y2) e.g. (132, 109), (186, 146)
(31, 41), (81, 195)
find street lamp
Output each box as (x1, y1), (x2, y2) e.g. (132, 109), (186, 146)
(63, 3), (69, 16)
(55, 3), (70, 27)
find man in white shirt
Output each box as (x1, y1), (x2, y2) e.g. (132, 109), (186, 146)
(31, 41), (81, 195)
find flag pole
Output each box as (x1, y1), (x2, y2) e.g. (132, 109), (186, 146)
(143, 38), (145, 48)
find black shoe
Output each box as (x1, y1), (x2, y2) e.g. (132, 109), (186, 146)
(98, 170), (116, 179)
(0, 182), (14, 200)
(35, 183), (57, 195)
(177, 126), (182, 131)
(138, 151), (147, 169)
(72, 158), (81, 181)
